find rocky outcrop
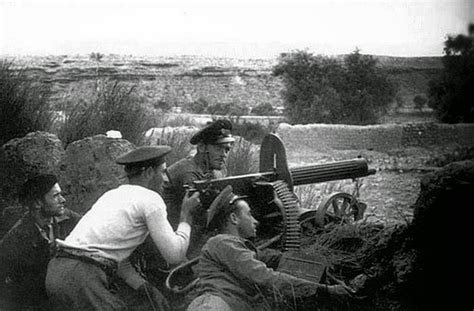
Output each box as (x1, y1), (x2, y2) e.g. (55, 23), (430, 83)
(0, 131), (64, 207)
(0, 131), (64, 237)
(59, 135), (134, 214)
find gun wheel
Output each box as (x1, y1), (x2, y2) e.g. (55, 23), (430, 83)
(315, 192), (366, 228)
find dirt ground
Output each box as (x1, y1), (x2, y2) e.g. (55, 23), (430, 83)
(287, 144), (470, 224)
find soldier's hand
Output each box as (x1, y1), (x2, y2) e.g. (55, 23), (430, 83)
(180, 190), (201, 222)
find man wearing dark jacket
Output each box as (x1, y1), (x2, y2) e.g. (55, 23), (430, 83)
(0, 174), (81, 310)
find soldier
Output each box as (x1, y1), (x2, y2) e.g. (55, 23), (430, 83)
(187, 185), (355, 310)
(45, 146), (201, 311)
(0, 174), (81, 310)
(164, 119), (235, 259)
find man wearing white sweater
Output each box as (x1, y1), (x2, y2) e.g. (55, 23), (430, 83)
(45, 146), (201, 311)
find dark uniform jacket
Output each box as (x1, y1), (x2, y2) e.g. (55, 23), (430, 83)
(164, 156), (227, 259)
(0, 209), (81, 310)
(191, 234), (318, 310)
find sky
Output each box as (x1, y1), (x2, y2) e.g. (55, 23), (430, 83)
(0, 0), (473, 59)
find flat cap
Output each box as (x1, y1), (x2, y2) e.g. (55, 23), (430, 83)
(207, 185), (247, 229)
(116, 146), (172, 167)
(190, 119), (235, 145)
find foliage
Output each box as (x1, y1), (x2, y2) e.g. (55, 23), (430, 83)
(0, 59), (55, 145)
(58, 79), (155, 146)
(413, 94), (427, 112)
(89, 52), (104, 62)
(206, 102), (247, 116)
(188, 97), (209, 114)
(251, 102), (277, 116)
(428, 33), (474, 123)
(153, 99), (173, 112)
(231, 120), (273, 144)
(272, 49), (396, 125)
(226, 137), (259, 175)
(147, 128), (194, 166)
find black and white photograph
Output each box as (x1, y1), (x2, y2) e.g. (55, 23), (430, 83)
(1, 0), (473, 310)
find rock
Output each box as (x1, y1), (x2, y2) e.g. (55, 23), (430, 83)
(59, 135), (135, 214)
(0, 131), (64, 207)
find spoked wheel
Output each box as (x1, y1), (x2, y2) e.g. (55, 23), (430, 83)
(314, 192), (366, 228)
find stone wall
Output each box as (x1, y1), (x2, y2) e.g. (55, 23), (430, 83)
(276, 122), (474, 152)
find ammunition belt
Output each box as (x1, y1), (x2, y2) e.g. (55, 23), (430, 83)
(271, 180), (301, 251)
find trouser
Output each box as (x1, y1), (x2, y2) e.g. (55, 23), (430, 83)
(186, 293), (233, 311)
(45, 257), (127, 311)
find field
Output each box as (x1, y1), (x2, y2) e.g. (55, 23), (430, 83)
(7, 53), (442, 117)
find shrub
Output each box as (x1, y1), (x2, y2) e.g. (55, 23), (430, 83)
(413, 95), (427, 112)
(0, 59), (54, 145)
(272, 49), (395, 125)
(58, 79), (155, 146)
(226, 137), (259, 175)
(428, 32), (474, 123)
(188, 97), (209, 114)
(231, 120), (273, 144)
(251, 102), (276, 116)
(148, 128), (194, 166)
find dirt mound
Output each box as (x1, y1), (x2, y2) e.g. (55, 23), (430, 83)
(300, 160), (474, 310)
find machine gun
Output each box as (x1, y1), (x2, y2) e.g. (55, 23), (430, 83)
(186, 133), (376, 251)
(165, 133), (376, 294)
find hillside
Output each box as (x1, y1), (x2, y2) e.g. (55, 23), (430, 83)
(4, 54), (442, 114)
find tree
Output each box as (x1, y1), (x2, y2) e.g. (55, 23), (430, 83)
(272, 49), (395, 125)
(428, 30), (474, 123)
(413, 95), (427, 112)
(251, 102), (276, 116)
(0, 60), (54, 145)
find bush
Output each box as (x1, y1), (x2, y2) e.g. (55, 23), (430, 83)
(188, 97), (209, 114)
(0, 59), (54, 145)
(272, 49), (395, 125)
(231, 120), (273, 144)
(413, 95), (427, 112)
(226, 137), (259, 175)
(207, 102), (247, 116)
(428, 32), (474, 123)
(251, 102), (276, 116)
(58, 79), (155, 146)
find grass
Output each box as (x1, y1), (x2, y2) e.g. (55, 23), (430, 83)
(57, 79), (155, 147)
(0, 59), (55, 145)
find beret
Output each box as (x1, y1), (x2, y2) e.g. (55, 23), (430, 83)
(116, 146), (172, 166)
(19, 174), (58, 204)
(207, 185), (247, 229)
(190, 119), (235, 145)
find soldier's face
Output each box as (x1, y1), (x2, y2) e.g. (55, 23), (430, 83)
(150, 163), (169, 194)
(41, 183), (66, 217)
(206, 142), (233, 170)
(235, 200), (258, 239)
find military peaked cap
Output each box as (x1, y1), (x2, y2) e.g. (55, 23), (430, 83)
(190, 119), (235, 145)
(206, 185), (247, 229)
(116, 146), (172, 167)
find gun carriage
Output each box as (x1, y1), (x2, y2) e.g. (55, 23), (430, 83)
(166, 133), (376, 293)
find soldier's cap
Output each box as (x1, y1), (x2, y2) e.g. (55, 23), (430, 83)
(190, 119), (236, 145)
(206, 185), (247, 229)
(115, 146), (172, 168)
(19, 174), (58, 205)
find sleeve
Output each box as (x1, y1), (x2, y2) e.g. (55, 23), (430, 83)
(144, 195), (191, 265)
(116, 258), (146, 290)
(212, 238), (320, 296)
